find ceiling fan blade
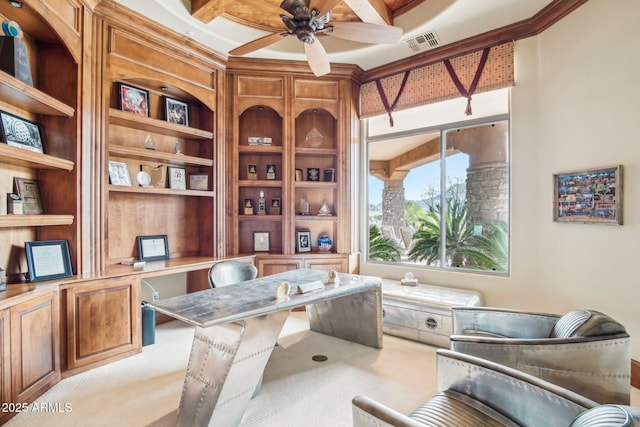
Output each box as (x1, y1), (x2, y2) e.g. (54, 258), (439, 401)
(328, 21), (402, 44)
(229, 32), (289, 56)
(309, 0), (343, 18)
(305, 40), (330, 77)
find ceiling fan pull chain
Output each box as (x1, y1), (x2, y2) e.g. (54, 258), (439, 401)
(375, 70), (410, 127)
(443, 47), (491, 115)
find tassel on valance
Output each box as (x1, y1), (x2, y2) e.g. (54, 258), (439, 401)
(443, 47), (490, 115)
(375, 70), (410, 127)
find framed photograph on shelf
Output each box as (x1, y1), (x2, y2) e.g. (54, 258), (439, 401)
(243, 199), (254, 215)
(189, 173), (209, 190)
(253, 232), (270, 252)
(108, 160), (132, 186)
(167, 166), (187, 190)
(118, 83), (149, 117)
(25, 239), (73, 282)
(247, 164), (258, 180)
(137, 234), (170, 261)
(14, 177), (43, 214)
(164, 96), (190, 126)
(270, 198), (281, 215)
(266, 164), (276, 180)
(0, 110), (45, 154)
(553, 164), (622, 225)
(296, 231), (311, 253)
(323, 168), (334, 182)
(307, 168), (320, 181)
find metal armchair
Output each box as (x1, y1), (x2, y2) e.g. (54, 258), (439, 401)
(353, 349), (640, 427)
(449, 307), (631, 404)
(208, 260), (257, 288)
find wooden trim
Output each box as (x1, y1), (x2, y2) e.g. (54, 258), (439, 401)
(361, 0), (588, 83)
(632, 359), (640, 389)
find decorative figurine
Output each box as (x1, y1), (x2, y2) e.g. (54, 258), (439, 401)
(300, 198), (310, 216)
(144, 134), (155, 150)
(174, 140), (183, 154)
(257, 190), (266, 215)
(317, 235), (333, 252)
(318, 200), (332, 216)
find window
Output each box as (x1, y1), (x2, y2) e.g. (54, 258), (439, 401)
(366, 89), (510, 274)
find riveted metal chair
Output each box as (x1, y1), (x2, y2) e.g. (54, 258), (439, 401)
(449, 307), (631, 404)
(208, 260), (257, 288)
(353, 349), (640, 427)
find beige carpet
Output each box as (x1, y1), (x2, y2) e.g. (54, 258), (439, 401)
(5, 313), (437, 427)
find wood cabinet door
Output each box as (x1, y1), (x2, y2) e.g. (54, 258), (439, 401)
(304, 256), (348, 273)
(257, 258), (303, 277)
(65, 278), (141, 372)
(0, 308), (10, 423)
(10, 292), (60, 404)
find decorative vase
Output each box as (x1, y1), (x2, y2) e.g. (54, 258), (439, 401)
(317, 235), (333, 252)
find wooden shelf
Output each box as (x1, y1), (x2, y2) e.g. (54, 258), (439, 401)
(0, 143), (74, 171)
(295, 215), (338, 222)
(239, 215), (282, 221)
(0, 72), (75, 117)
(238, 145), (283, 154)
(295, 181), (337, 189)
(109, 144), (213, 167)
(0, 215), (74, 228)
(239, 179), (283, 188)
(108, 185), (214, 197)
(295, 147), (337, 156)
(109, 108), (214, 140)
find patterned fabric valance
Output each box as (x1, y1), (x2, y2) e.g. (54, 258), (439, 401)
(360, 42), (514, 119)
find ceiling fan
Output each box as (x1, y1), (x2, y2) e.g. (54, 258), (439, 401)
(228, 0), (403, 77)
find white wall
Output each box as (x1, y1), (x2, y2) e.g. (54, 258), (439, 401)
(361, 0), (640, 359)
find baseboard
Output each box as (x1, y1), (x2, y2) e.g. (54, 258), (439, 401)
(632, 359), (640, 389)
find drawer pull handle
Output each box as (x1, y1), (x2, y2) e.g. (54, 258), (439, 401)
(425, 317), (438, 329)
(382, 309), (386, 318)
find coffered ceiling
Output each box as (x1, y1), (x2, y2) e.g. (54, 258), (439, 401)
(112, 0), (558, 71)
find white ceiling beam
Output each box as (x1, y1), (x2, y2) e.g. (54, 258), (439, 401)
(343, 0), (393, 26)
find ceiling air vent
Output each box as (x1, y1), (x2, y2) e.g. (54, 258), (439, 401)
(405, 31), (440, 52)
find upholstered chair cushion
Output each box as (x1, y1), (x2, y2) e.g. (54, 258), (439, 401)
(551, 310), (628, 339)
(570, 405), (632, 427)
(409, 390), (518, 427)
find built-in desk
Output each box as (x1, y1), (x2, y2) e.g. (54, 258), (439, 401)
(149, 269), (383, 427)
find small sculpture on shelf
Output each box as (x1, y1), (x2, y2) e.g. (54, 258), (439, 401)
(318, 200), (332, 216)
(144, 134), (155, 150)
(174, 140), (183, 154)
(300, 197), (310, 216)
(317, 235), (333, 252)
(257, 191), (266, 215)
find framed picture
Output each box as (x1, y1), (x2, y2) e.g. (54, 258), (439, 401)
(243, 199), (254, 215)
(25, 239), (73, 282)
(553, 165), (622, 225)
(167, 166), (187, 190)
(247, 164), (258, 180)
(164, 96), (190, 126)
(108, 160), (132, 186)
(118, 83), (149, 117)
(323, 168), (334, 182)
(270, 198), (281, 215)
(0, 110), (45, 154)
(253, 232), (270, 252)
(307, 168), (320, 181)
(266, 164), (276, 180)
(189, 173), (209, 190)
(296, 231), (311, 253)
(14, 177), (43, 214)
(137, 234), (170, 261)
(295, 168), (303, 182)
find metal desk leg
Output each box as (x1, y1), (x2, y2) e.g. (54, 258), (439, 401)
(176, 310), (291, 427)
(307, 287), (383, 349)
